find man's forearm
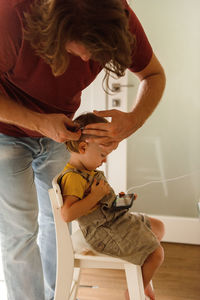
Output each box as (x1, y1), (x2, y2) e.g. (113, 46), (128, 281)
(0, 94), (81, 142)
(0, 94), (41, 131)
(131, 70), (166, 130)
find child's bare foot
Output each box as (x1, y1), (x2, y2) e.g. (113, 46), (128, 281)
(145, 283), (155, 300)
(125, 289), (130, 300)
(124, 284), (155, 300)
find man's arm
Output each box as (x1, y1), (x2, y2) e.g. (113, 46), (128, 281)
(0, 93), (81, 142)
(82, 53), (166, 144)
(130, 53), (166, 129)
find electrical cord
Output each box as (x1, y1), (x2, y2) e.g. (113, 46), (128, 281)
(126, 169), (200, 193)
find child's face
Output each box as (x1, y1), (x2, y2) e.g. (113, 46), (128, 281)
(81, 142), (109, 170)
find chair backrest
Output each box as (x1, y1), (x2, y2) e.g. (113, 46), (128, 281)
(49, 173), (75, 300)
(52, 173), (64, 208)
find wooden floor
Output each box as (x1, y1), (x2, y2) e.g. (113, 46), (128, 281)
(77, 242), (200, 300)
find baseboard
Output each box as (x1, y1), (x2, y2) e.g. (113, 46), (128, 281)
(150, 215), (200, 245)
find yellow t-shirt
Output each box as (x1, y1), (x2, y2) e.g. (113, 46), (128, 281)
(61, 163), (96, 199)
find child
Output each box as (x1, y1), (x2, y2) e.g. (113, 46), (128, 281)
(60, 112), (165, 300)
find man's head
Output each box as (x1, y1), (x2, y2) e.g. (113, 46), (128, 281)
(24, 0), (135, 79)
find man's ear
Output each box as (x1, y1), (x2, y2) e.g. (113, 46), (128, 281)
(78, 141), (88, 154)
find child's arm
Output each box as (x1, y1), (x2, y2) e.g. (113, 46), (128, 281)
(61, 178), (110, 222)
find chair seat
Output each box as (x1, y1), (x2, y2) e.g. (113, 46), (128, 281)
(72, 228), (125, 260)
(71, 227), (95, 254)
(72, 228), (140, 269)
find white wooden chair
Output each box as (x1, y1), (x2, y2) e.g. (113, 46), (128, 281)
(48, 173), (146, 300)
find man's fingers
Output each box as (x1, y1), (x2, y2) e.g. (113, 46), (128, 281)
(83, 129), (109, 138)
(85, 136), (116, 145)
(99, 141), (119, 151)
(63, 115), (76, 125)
(65, 130), (81, 141)
(59, 124), (81, 142)
(84, 122), (110, 132)
(93, 109), (116, 118)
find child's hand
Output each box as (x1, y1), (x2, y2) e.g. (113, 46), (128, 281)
(90, 178), (110, 201)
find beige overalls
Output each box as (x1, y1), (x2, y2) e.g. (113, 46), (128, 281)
(60, 168), (159, 265)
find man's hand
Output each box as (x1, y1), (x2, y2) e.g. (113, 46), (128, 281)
(0, 93), (81, 143)
(82, 109), (137, 146)
(35, 113), (81, 143)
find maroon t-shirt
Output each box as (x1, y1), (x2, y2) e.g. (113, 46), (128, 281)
(0, 0), (153, 137)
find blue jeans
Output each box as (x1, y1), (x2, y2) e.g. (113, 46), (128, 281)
(0, 134), (70, 300)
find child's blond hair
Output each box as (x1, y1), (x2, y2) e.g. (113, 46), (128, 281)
(66, 112), (108, 153)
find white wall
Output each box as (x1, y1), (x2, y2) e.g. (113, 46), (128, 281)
(126, 0), (200, 219)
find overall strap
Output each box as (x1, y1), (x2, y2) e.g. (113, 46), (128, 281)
(58, 168), (94, 186)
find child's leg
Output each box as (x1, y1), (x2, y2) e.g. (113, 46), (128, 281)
(125, 246), (164, 300)
(148, 217), (165, 241)
(125, 217), (165, 300)
(141, 217), (165, 299)
(142, 245), (164, 299)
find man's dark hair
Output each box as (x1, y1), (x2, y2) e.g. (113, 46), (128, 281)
(24, 0), (135, 86)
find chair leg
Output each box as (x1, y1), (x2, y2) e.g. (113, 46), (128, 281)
(69, 267), (81, 300)
(124, 264), (145, 300)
